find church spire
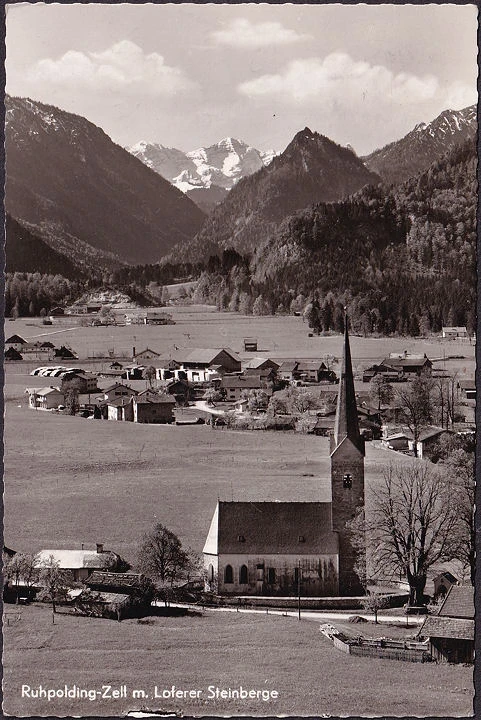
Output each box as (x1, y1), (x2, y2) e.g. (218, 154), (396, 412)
(332, 312), (364, 455)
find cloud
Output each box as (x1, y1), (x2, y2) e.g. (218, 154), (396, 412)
(211, 18), (310, 48)
(238, 53), (440, 104)
(27, 40), (198, 96)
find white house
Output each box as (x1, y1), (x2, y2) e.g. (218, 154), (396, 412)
(25, 386), (65, 410)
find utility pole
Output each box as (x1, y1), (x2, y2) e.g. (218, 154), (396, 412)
(298, 560), (301, 621)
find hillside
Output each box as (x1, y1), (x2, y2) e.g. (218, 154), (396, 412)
(178, 128), (381, 260)
(192, 138), (476, 336)
(364, 105), (476, 185)
(5, 214), (80, 278)
(5, 96), (206, 268)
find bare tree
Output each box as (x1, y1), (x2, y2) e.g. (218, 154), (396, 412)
(369, 375), (394, 411)
(445, 448), (475, 584)
(37, 556), (72, 615)
(396, 373), (434, 456)
(137, 523), (193, 588)
(361, 592), (389, 624)
(350, 462), (461, 606)
(5, 553), (39, 603)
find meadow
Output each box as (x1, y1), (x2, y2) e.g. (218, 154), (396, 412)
(3, 604), (474, 717)
(3, 307), (476, 718)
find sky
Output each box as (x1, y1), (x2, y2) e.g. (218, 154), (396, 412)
(5, 3), (478, 155)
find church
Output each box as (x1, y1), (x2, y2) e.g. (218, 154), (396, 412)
(203, 320), (365, 597)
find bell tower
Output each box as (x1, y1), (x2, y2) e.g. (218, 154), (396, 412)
(330, 314), (365, 595)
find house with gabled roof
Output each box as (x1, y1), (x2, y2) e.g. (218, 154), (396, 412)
(5, 334), (27, 351)
(25, 386), (65, 410)
(133, 348), (161, 362)
(174, 348), (241, 374)
(418, 585), (474, 663)
(131, 389), (176, 423)
(35, 545), (121, 583)
(203, 317), (365, 597)
(5, 347), (23, 361)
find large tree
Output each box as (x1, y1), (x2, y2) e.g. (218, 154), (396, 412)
(444, 448), (475, 584)
(397, 373), (434, 456)
(137, 523), (193, 587)
(350, 462), (461, 606)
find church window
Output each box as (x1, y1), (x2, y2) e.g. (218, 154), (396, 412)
(208, 564), (214, 582)
(267, 568), (276, 584)
(343, 473), (352, 489)
(224, 565), (233, 583)
(239, 565), (248, 584)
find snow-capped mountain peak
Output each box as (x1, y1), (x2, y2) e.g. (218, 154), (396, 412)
(128, 137), (278, 192)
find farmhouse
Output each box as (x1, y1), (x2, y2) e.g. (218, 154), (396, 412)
(26, 386), (64, 410)
(204, 319), (365, 597)
(418, 585), (474, 663)
(36, 545), (121, 583)
(380, 353), (432, 377)
(133, 347), (161, 361)
(221, 374), (274, 402)
(174, 348), (241, 374)
(145, 310), (175, 325)
(242, 357), (280, 372)
(131, 390), (176, 423)
(408, 426), (453, 459)
(107, 397), (134, 422)
(296, 360), (335, 383)
(100, 383), (138, 402)
(5, 334), (27, 351)
(442, 326), (468, 339)
(278, 360), (299, 382)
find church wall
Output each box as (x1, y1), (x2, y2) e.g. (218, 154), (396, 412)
(213, 553), (339, 596)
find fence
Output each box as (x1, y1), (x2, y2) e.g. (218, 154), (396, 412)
(332, 634), (430, 662)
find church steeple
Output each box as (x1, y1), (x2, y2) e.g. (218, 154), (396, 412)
(329, 312), (365, 596)
(332, 313), (364, 456)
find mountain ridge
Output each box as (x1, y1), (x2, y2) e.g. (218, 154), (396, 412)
(5, 94), (206, 268)
(363, 104), (476, 185)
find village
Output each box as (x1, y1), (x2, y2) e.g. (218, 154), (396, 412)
(3, 303), (476, 716)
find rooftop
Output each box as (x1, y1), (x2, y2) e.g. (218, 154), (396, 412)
(204, 501), (338, 555)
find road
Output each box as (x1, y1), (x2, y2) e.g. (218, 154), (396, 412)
(153, 601), (424, 625)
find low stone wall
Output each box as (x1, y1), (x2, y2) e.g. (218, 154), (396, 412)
(213, 592), (408, 610)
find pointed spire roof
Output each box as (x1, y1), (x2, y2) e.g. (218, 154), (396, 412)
(332, 314), (364, 455)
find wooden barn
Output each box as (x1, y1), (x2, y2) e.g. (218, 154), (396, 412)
(418, 585), (474, 663)
(74, 572), (155, 621)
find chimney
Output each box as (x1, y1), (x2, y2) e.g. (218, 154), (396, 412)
(96, 543), (104, 554)
(81, 543), (84, 550)
(132, 346), (136, 361)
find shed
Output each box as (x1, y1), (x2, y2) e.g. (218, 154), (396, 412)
(77, 571), (155, 620)
(418, 585), (474, 663)
(243, 338), (258, 352)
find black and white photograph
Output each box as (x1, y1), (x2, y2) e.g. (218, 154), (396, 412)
(2, 2), (478, 717)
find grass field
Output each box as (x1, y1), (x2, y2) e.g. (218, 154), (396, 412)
(3, 308), (476, 718)
(7, 306), (475, 370)
(4, 401), (417, 562)
(3, 604), (474, 717)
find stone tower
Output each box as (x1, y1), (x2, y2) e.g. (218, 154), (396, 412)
(330, 315), (365, 595)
